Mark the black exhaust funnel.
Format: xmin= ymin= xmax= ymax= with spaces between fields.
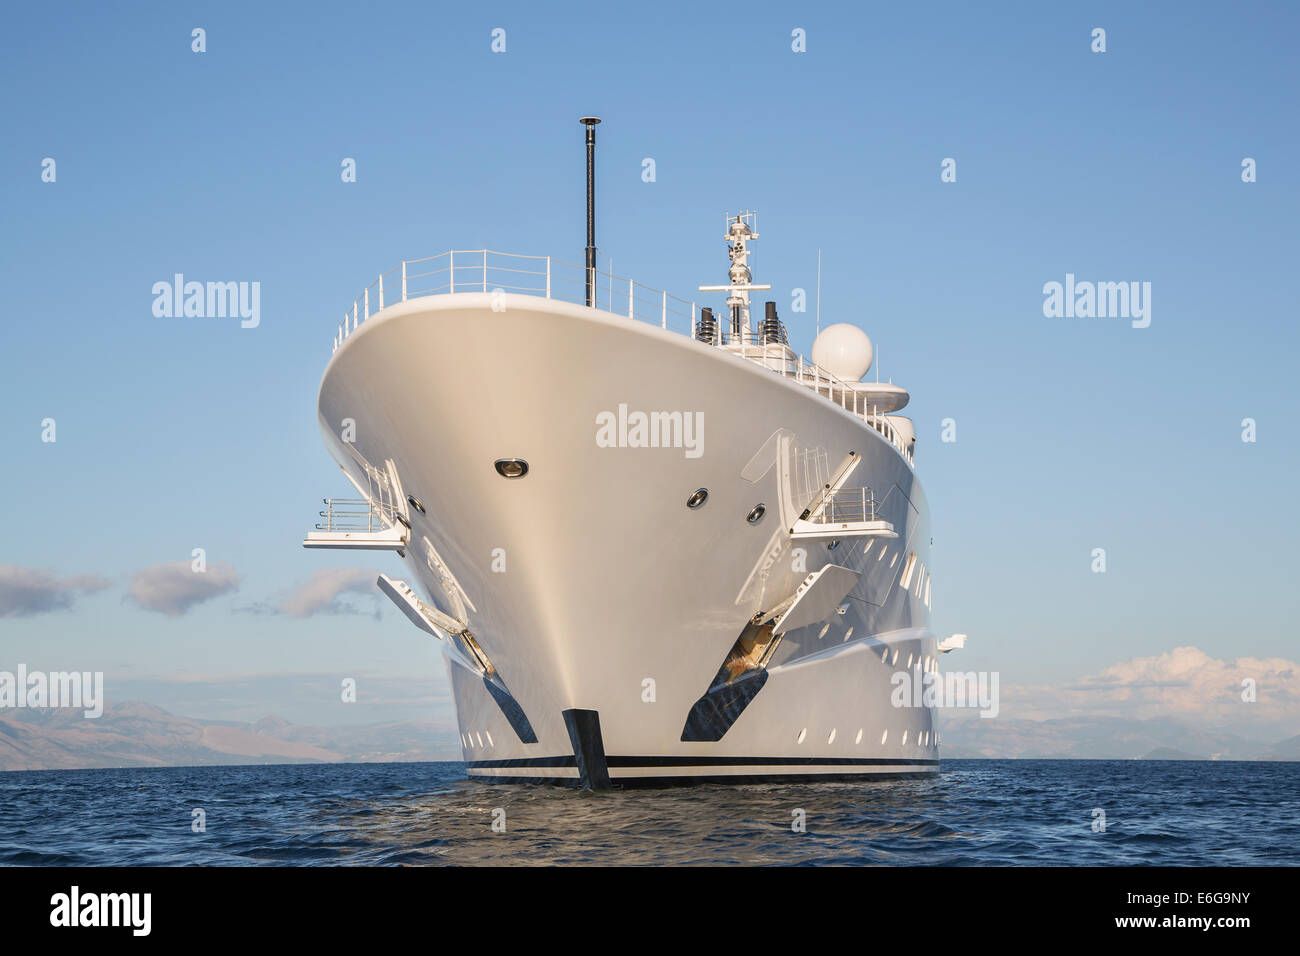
xmin=696 ymin=306 xmax=717 ymax=344
xmin=580 ymin=116 xmax=601 ymax=307
xmin=762 ymin=300 xmax=787 ymax=345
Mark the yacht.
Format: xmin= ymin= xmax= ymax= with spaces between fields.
xmin=304 ymin=119 xmax=956 ymax=786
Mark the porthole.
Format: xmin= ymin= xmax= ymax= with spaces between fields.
xmin=797 ymin=727 xmax=807 ymax=744
xmin=891 ymin=648 xmax=899 ymax=665
xmin=485 ymin=730 xmax=494 ymax=748
xmin=879 ymin=646 xmax=889 ymax=661
xmin=843 ymin=627 xmax=853 ymax=642
xmin=746 ymin=503 xmax=766 ymax=524
xmin=855 ymin=728 xmax=864 ymax=745
xmin=907 ymin=653 xmax=914 ymax=668
xmin=818 ymin=622 xmax=830 ymax=639
xmin=901 ymin=730 xmax=909 ymax=746
xmin=494 ymin=458 xmax=529 ymax=479
xmin=475 ymin=732 xmax=483 ymax=748
xmin=406 ymin=494 xmax=426 ymax=514
xmin=880 ymin=729 xmax=888 ymax=745
xmin=827 ymin=729 xmax=837 ymax=744
xmin=686 ymin=487 xmax=709 ymax=509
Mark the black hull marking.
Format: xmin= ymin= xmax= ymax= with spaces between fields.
xmin=562 ymin=708 xmax=612 ymax=790
xmin=680 ymin=669 xmax=770 ymax=742
xmin=482 ymin=677 xmax=539 ymax=744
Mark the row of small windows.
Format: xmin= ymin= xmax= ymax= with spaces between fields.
xmin=876 ymin=645 xmax=937 ymax=673
xmin=465 ymin=719 xmax=936 ymax=753
xmin=467 ymin=726 xmax=937 ymax=752
xmin=796 ymin=726 xmax=940 ymax=748
xmin=814 ymin=622 xmax=943 ymax=677
xmin=861 ymin=543 xmax=932 ymax=610
xmin=466 ymin=723 xmax=937 ymax=751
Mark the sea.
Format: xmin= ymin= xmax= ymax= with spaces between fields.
xmin=1 ymin=759 xmax=1296 ymax=866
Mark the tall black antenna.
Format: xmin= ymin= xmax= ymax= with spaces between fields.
xmin=580 ymin=116 xmax=601 ymax=307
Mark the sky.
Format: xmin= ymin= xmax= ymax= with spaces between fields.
xmin=2 ymin=1 xmax=1298 ymax=735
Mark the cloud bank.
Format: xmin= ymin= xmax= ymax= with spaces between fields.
xmin=277 ymin=568 xmax=379 ymax=618
xmin=0 ymin=564 xmax=110 ymax=617
xmin=127 ymin=561 xmax=240 ymax=616
xmin=971 ymin=645 xmax=1299 ymax=738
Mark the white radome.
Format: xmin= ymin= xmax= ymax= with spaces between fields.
xmin=812 ymin=323 xmax=874 ymax=381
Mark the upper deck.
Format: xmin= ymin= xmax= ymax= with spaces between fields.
xmin=329 ymin=250 xmax=914 ymax=468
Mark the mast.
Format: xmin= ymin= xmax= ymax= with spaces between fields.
xmin=698 ymin=210 xmax=771 ymax=342
xmin=580 ymin=116 xmax=601 ymax=307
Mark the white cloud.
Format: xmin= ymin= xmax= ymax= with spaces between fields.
xmin=0 ymin=564 xmax=110 ymax=617
xmin=278 ymin=568 xmax=379 ymax=618
xmin=127 ymin=561 xmax=239 ymax=616
xmin=986 ymin=645 xmax=1299 ymax=735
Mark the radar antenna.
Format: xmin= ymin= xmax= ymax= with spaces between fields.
xmin=698 ymin=210 xmax=772 ymax=341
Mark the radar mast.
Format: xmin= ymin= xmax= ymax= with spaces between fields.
xmin=698 ymin=211 xmax=772 ymax=341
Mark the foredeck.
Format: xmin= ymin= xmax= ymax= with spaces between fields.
xmin=330 ymin=250 xmax=914 ymax=467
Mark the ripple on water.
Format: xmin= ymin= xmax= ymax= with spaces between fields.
xmin=0 ymin=760 xmax=1296 ymax=865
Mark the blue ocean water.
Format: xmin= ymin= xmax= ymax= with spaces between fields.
xmin=0 ymin=759 xmax=1295 ymax=866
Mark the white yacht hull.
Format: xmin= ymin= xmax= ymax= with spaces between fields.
xmin=317 ymin=293 xmax=939 ymax=785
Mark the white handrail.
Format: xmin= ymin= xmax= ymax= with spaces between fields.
xmin=330 ymin=249 xmax=913 ymax=467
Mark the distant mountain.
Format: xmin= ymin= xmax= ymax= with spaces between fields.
xmin=0 ymin=702 xmax=459 ymax=772
xmin=937 ymin=714 xmax=1291 ymax=761
xmin=3 ymin=701 xmax=1294 ymax=772
xmin=1264 ymin=734 xmax=1300 ymax=761
xmin=1141 ymin=747 xmax=1203 ymax=761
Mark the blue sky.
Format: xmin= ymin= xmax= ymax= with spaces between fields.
xmin=2 ymin=1 xmax=1298 ymax=730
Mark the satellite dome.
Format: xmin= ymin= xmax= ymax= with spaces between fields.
xmin=811 ymin=323 xmax=874 ymax=381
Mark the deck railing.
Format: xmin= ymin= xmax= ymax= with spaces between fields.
xmin=315 ymin=497 xmax=400 ymax=533
xmin=332 ymin=250 xmax=913 ymax=467
xmin=810 ymin=486 xmax=883 ymax=525
xmin=333 ymin=251 xmax=699 ymax=350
